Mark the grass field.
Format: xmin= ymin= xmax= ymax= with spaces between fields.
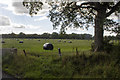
xmin=2 ymin=39 xmax=92 ymax=56
xmin=2 ymin=39 xmax=120 ymax=78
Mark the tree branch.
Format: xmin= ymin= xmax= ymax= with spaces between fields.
xmin=80 ymin=2 xmax=98 ymax=7
xmin=77 ymin=6 xmax=98 ymax=11
xmin=77 ymin=2 xmax=101 ymax=11
xmin=106 ymin=1 xmax=120 ymax=17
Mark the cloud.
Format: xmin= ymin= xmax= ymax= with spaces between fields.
xmin=0 ymin=0 xmax=50 ymax=16
xmin=107 ymin=13 xmax=118 ymax=21
xmin=12 ymin=24 xmax=43 ymax=34
xmin=0 ymin=0 xmax=12 ymax=5
xmin=67 ymin=27 xmax=94 ymax=35
xmin=0 ymin=22 xmax=43 ymax=34
xmin=34 ymin=16 xmax=48 ymax=21
xmin=104 ymin=31 xmax=116 ymax=36
xmin=12 ymin=2 xmax=29 ymax=15
xmin=12 ymin=23 xmax=25 ymax=28
xmin=26 ymin=25 xmax=40 ymax=29
xmin=1 ymin=1 xmax=29 ymax=16
xmin=12 ymin=23 xmax=42 ymax=29
xmin=0 ymin=15 xmax=11 ymax=26
xmin=0 ymin=0 xmax=28 ymax=14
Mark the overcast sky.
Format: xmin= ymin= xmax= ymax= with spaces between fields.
xmin=0 ymin=0 xmax=119 ymax=36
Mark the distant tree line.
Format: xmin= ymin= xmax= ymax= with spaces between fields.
xmin=2 ymin=32 xmax=120 ymax=40
xmin=2 ymin=32 xmax=93 ymax=39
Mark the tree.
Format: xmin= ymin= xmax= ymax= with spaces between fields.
xmin=23 ymin=1 xmax=120 ymax=52
xmin=59 ymin=33 xmax=68 ymax=39
xmin=18 ymin=32 xmax=26 ymax=38
xmin=41 ymin=33 xmax=50 ymax=39
xmin=10 ymin=32 xmax=17 ymax=38
xmin=51 ymin=32 xmax=59 ymax=39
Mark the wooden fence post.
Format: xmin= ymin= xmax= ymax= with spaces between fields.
xmin=58 ymin=48 xmax=62 ymax=57
xmin=73 ymin=47 xmax=74 ymax=53
xmin=76 ymin=48 xmax=79 ymax=56
xmin=23 ymin=49 xmax=26 ymax=56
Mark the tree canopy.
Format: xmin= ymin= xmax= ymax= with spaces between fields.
xmin=2 ymin=32 xmax=93 ymax=39
xmin=23 ymin=0 xmax=120 ymax=51
xmin=23 ymin=1 xmax=120 ymax=32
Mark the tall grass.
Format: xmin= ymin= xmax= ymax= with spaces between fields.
xmin=2 ymin=39 xmax=120 ymax=78
xmin=2 ymin=45 xmax=120 ymax=78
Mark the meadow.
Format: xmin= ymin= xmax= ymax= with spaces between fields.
xmin=2 ymin=39 xmax=120 ymax=78
xmin=2 ymin=39 xmax=92 ymax=56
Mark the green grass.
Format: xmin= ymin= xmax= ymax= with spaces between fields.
xmin=2 ymin=39 xmax=92 ymax=56
xmin=2 ymin=39 xmax=120 ymax=78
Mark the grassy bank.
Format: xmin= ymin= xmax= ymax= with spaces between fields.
xmin=2 ymin=45 xmax=120 ymax=78
xmin=2 ymin=39 xmax=120 ymax=78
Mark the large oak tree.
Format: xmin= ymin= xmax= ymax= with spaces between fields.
xmin=23 ymin=0 xmax=120 ymax=52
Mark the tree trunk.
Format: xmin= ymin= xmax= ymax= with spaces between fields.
xmin=94 ymin=9 xmax=106 ymax=52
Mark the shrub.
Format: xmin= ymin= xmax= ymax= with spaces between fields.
xmin=91 ymin=42 xmax=95 ymax=51
xmin=103 ymin=39 xmax=113 ymax=53
xmin=91 ymin=39 xmax=113 ymax=53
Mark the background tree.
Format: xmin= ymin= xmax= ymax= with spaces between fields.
xmin=51 ymin=32 xmax=59 ymax=39
xmin=23 ymin=1 xmax=120 ymax=52
xmin=10 ymin=32 xmax=17 ymax=38
xmin=69 ymin=33 xmax=79 ymax=39
xmin=41 ymin=33 xmax=51 ymax=39
xmin=18 ymin=32 xmax=26 ymax=38
xmin=2 ymin=32 xmax=93 ymax=39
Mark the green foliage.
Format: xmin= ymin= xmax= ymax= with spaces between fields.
xmin=104 ymin=19 xmax=120 ymax=35
xmin=48 ymin=2 xmax=95 ymax=32
xmin=91 ymin=38 xmax=114 ymax=53
xmin=2 ymin=32 xmax=93 ymax=39
xmin=2 ymin=39 xmax=92 ymax=55
xmin=22 ymin=1 xmax=120 ymax=52
xmin=91 ymin=42 xmax=95 ymax=52
xmin=23 ymin=1 xmax=120 ymax=33
xmin=2 ymin=39 xmax=120 ymax=78
xmin=3 ymin=47 xmax=120 ymax=78
xmin=23 ymin=1 xmax=43 ymax=16
xmin=103 ymin=38 xmax=113 ymax=53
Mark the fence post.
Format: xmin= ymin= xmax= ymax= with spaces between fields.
xmin=14 ymin=48 xmax=17 ymax=55
xmin=73 ymin=47 xmax=74 ymax=53
xmin=23 ymin=49 xmax=26 ymax=56
xmin=76 ymin=48 xmax=79 ymax=56
xmin=58 ymin=48 xmax=62 ymax=57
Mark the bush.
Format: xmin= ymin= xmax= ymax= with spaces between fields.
xmin=91 ymin=42 xmax=95 ymax=52
xmin=3 ymin=49 xmax=120 ymax=78
xmin=91 ymin=39 xmax=113 ymax=53
xmin=103 ymin=38 xmax=113 ymax=53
